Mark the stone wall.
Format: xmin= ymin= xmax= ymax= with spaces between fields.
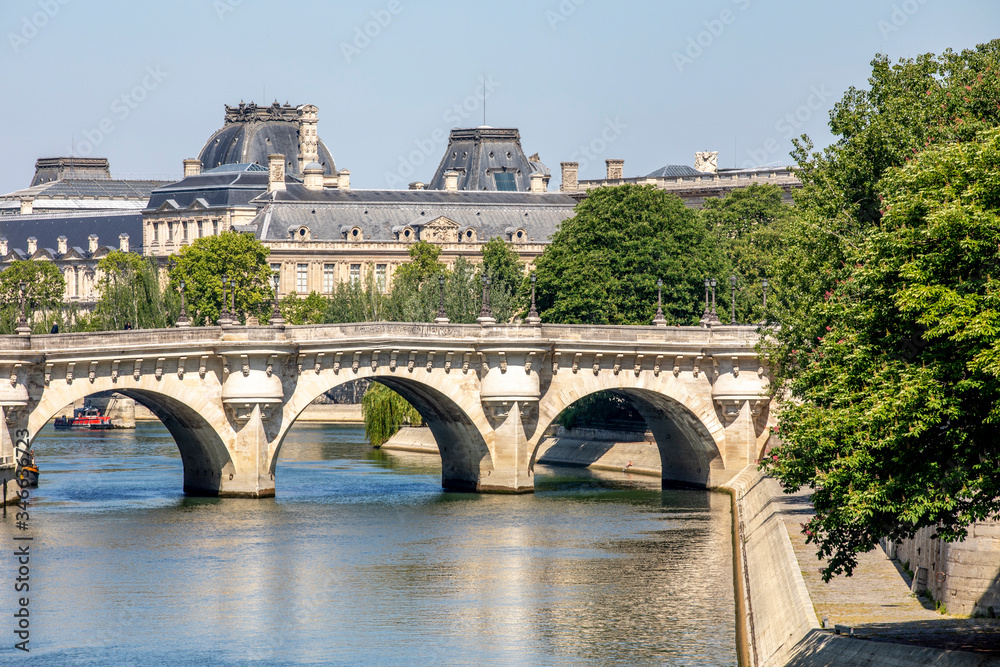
xmin=891 ymin=523 xmax=1000 ymax=617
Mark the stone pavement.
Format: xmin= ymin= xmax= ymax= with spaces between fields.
xmin=772 ymin=486 xmax=1000 ymax=655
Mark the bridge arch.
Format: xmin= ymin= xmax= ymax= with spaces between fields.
xmin=532 ymin=376 xmax=727 ymax=488
xmin=27 ymin=376 xmax=237 ymax=496
xmin=273 ymin=365 xmax=495 ymax=491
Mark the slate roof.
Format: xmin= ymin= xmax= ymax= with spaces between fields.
xmin=144 ymin=164 xmax=274 ymax=212
xmin=0 ymin=179 xmax=169 ymax=212
xmin=428 ymin=127 xmax=549 ymax=192
xmin=252 ymin=185 xmax=577 ymax=243
xmin=0 ymin=211 xmax=143 ymax=253
xmin=198 ymin=119 xmax=335 ymax=176
xmin=645 ymin=165 xmax=703 ymax=178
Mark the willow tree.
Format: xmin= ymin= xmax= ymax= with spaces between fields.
xmin=93 ymin=251 xmax=176 ymax=330
xmin=361 ymin=382 xmax=423 ymax=447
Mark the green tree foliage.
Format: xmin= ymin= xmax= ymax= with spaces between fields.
xmin=361 ymin=381 xmax=423 ymax=447
xmin=0 ymin=261 xmax=66 ymax=333
xmin=555 ymin=391 xmax=646 ymax=431
xmin=534 ymin=184 xmax=728 ymax=325
xmin=279 ymin=291 xmax=328 ymax=325
xmin=766 ymin=128 xmax=1000 ymax=580
xmin=93 ymin=250 xmax=177 ymax=330
xmin=702 ymin=183 xmax=794 ymax=323
xmin=480 ymin=237 xmax=526 ymax=323
xmin=167 ymin=231 xmax=273 ymax=325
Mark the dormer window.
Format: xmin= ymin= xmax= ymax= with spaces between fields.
xmin=494 ymin=172 xmax=517 ymax=191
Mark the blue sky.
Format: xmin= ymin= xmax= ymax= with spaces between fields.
xmin=0 ymin=0 xmax=997 ymax=193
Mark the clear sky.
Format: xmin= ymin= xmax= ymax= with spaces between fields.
xmin=0 ymin=0 xmax=997 ymax=194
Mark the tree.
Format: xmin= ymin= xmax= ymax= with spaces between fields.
xmin=534 ymin=184 xmax=728 ymax=325
xmin=702 ymin=183 xmax=795 ymax=323
xmin=480 ymin=238 xmax=525 ymax=323
xmin=389 ymin=241 xmax=447 ymax=323
xmin=0 ymin=261 xmax=66 ymax=333
xmin=362 ymin=382 xmax=423 ymax=447
xmin=280 ymin=291 xmax=328 ymax=325
xmin=167 ymin=231 xmax=274 ymax=326
xmin=93 ymin=250 xmax=177 ymax=330
xmin=766 ymin=127 xmax=1000 ymax=581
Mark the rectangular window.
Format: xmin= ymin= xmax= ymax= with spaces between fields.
xmin=375 ymin=264 xmax=387 ymax=293
xmin=493 ymin=172 xmax=517 ymax=191
xmin=197 ymin=221 xmax=203 ymax=238
xmin=182 ymin=222 xmax=188 ymax=242
xmin=296 ymin=263 xmax=308 ymax=293
xmin=323 ymin=264 xmax=336 ymax=293
xmin=350 ymin=263 xmax=361 ymax=286
xmin=213 ymin=220 xmax=219 ymax=236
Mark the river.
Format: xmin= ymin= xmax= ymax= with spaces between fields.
xmin=2 ymin=422 xmax=737 ymax=665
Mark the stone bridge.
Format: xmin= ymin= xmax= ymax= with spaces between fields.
xmin=0 ymin=322 xmax=774 ymax=498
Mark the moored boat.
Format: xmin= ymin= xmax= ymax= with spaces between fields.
xmin=17 ymin=451 xmax=38 ymax=488
xmin=54 ymin=404 xmax=113 ymax=430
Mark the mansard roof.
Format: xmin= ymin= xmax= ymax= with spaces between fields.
xmin=428 ymin=127 xmax=549 ymax=192
xmin=251 ymin=185 xmax=577 ymax=243
xmin=0 ymin=211 xmax=142 ymax=254
xmin=144 ymin=165 xmax=280 ymax=212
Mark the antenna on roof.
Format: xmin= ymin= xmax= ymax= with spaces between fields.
xmin=483 ymin=73 xmax=486 ymax=126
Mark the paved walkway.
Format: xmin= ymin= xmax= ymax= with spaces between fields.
xmin=772 ymin=484 xmax=1000 ymax=654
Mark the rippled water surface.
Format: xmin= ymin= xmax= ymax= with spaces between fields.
xmin=1 ymin=422 xmax=737 ymax=665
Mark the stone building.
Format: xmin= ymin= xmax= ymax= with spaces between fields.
xmin=558 ymin=151 xmax=800 ymax=208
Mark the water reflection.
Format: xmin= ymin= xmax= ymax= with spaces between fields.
xmin=1 ymin=422 xmax=736 ymax=666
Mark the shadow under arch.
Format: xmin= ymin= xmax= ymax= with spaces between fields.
xmin=533 ymin=387 xmax=724 ymax=488
xmin=273 ymin=376 xmax=493 ymax=493
xmin=29 ymin=388 xmax=236 ymax=497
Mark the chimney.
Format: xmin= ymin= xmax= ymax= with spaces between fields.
xmin=119 ymin=233 xmax=130 ymax=253
xmin=297 ymin=104 xmax=319 ymax=173
xmin=268 ymin=154 xmax=286 ymax=193
xmin=303 ymin=163 xmax=324 ymax=191
xmin=88 ymin=234 xmax=99 ymax=254
xmin=408 ymin=182 xmax=426 ymax=191
xmin=337 ymin=169 xmax=351 ymax=190
xmin=560 ymin=162 xmax=579 ymax=192
xmin=19 ymin=198 xmax=32 ymax=215
xmin=0 ymin=238 xmax=7 ymax=255
xmin=183 ymin=159 xmax=202 ymax=177
xmin=530 ymin=172 xmax=546 ymax=193
xmin=606 ymin=159 xmax=624 ymax=180
xmin=444 ymin=170 xmax=459 ymax=192
xmin=57 ymin=236 xmax=68 ymax=255
xmin=27 ymin=237 xmax=37 ymax=255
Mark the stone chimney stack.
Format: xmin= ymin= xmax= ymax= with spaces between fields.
xmin=19 ymin=198 xmax=32 ymax=215
xmin=26 ymin=237 xmax=37 ymax=255
xmin=268 ymin=154 xmax=286 ymax=193
xmin=444 ymin=170 xmax=459 ymax=192
xmin=88 ymin=234 xmax=99 ymax=254
xmin=57 ymin=236 xmax=68 ymax=255
xmin=408 ymin=182 xmax=426 ymax=190
xmin=530 ymin=172 xmax=546 ymax=194
xmin=694 ymin=151 xmax=719 ymax=174
xmin=303 ymin=163 xmax=325 ymax=191
xmin=297 ymin=104 xmax=320 ymax=173
xmin=606 ymin=159 xmax=624 ymax=180
xmin=0 ymin=238 xmax=8 ymax=255
xmin=337 ymin=169 xmax=351 ymax=190
xmin=560 ymin=162 xmax=579 ymax=192
xmin=183 ymin=159 xmax=202 ymax=177
xmin=119 ymin=233 xmax=130 ymax=253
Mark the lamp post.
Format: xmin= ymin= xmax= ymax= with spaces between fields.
xmin=730 ymin=275 xmax=737 ymax=325
xmin=15 ymin=281 xmax=29 ymax=336
xmin=270 ymin=272 xmax=284 ymax=326
xmin=710 ymin=278 xmax=720 ymax=324
xmin=477 ymin=274 xmax=495 ymax=325
xmin=218 ymin=274 xmax=232 ymax=326
xmin=526 ymin=273 xmax=541 ymax=325
xmin=761 ymin=277 xmax=769 ymax=321
xmin=176 ymin=279 xmax=190 ymax=327
xmin=701 ymin=277 xmax=711 ymax=324
xmin=230 ymin=278 xmax=238 ymax=324
xmin=434 ymin=274 xmax=450 ymax=324
xmin=652 ymin=278 xmax=667 ymax=327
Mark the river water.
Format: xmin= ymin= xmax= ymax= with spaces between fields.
xmin=2 ymin=422 xmax=737 ymax=666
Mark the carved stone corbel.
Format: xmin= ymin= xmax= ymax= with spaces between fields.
xmin=462 ymin=352 xmax=471 ymax=373
xmin=572 ymin=352 xmax=581 ymax=374
xmin=693 ymin=355 xmax=703 ymax=379
xmin=155 ymin=358 xmax=165 ymax=381
xmin=240 ymin=354 xmax=250 ymax=378
xmin=10 ymin=363 xmax=20 ymax=388
xmin=634 ymin=354 xmax=643 ymax=376
xmin=297 ymin=354 xmax=307 ymax=375
xmin=266 ymin=355 xmax=278 ymax=378
xmin=317 ymin=353 xmax=327 ymax=374
xmin=44 ymin=363 xmax=52 ymax=386
xmin=654 ymin=354 xmax=663 ymax=376
xmin=673 ymin=355 xmax=684 ymax=377
xmin=178 ymin=357 xmax=187 ymax=380
xmin=407 ymin=350 xmax=417 ymax=372
xmin=89 ymin=361 xmax=98 ymax=383
xmin=613 ymin=354 xmax=623 ymax=375
xmin=593 ymin=353 xmax=603 ymax=375
xmin=525 ymin=351 xmax=535 ymax=374
xmin=390 ymin=350 xmax=399 ymax=371
xmin=112 ymin=360 xmax=120 ymax=383
xmin=552 ymin=352 xmax=561 ymax=375
xmin=371 ymin=349 xmax=380 ymax=372
xmin=499 ymin=352 xmax=507 ymax=374
xmin=199 ymin=356 xmax=209 ymax=379
xmin=66 ymin=362 xmax=75 ymax=384
xmin=333 ymin=353 xmax=342 ymax=374
xmin=732 ymin=356 xmax=740 ymax=378
xmin=445 ymin=351 xmax=453 ymax=373
xmin=426 ymin=351 xmax=435 ymax=372
xmin=351 ymin=351 xmax=360 ymax=373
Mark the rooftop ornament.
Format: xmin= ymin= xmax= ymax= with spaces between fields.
xmin=652 ymin=278 xmax=667 ymax=327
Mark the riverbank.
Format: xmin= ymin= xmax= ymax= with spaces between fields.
xmin=722 ymin=466 xmax=1000 ymax=666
